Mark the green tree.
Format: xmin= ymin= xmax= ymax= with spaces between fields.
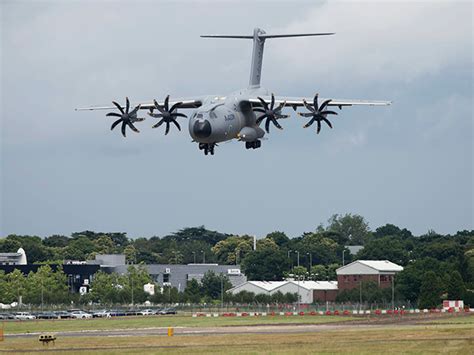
xmin=201 ymin=271 xmax=232 ymax=300
xmin=418 ymin=271 xmax=442 ymax=309
xmin=242 ymin=249 xmax=290 ymax=281
xmin=327 ymin=214 xmax=370 ymax=245
xmin=212 ymin=235 xmax=252 ymax=264
xmin=184 ymin=279 xmax=202 ymax=303
xmin=266 ymin=231 xmax=290 ymax=247
xmin=447 ymin=271 xmax=465 ymax=300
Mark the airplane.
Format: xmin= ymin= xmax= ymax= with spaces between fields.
xmin=76 ymin=28 xmax=391 ymax=155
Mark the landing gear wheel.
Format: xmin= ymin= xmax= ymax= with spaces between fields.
xmin=245 ymin=140 xmax=262 ymax=150
xmin=200 ymin=143 xmax=217 ymax=156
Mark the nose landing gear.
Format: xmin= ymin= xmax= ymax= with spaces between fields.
xmin=245 ymin=140 xmax=261 ymax=149
xmin=199 ymin=143 xmax=217 ymax=155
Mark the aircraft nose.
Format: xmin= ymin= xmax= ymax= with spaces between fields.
xmin=193 ymin=120 xmax=212 ymax=139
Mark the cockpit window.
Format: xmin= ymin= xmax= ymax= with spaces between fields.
xmin=209 ymin=111 xmax=217 ymax=119
xmin=196 ymin=113 xmax=203 ymax=118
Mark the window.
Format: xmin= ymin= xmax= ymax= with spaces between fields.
xmin=163 ymin=274 xmax=170 ymax=283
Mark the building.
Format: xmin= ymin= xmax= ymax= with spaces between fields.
xmin=227 ymin=281 xmax=288 ymax=296
xmin=0 ymin=248 xmax=27 ymax=265
xmin=227 ymin=280 xmax=338 ymax=304
xmin=336 ymin=260 xmax=403 ymax=291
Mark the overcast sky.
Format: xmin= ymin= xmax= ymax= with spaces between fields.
xmin=1 ymin=1 xmax=472 ymax=239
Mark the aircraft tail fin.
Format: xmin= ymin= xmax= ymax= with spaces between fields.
xmin=201 ymin=28 xmax=334 ymax=88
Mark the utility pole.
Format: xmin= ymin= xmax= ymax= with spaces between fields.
xmin=342 ymin=250 xmax=346 ymax=266
xmin=192 ymin=251 xmax=196 ymax=264
xmin=41 ymin=277 xmax=44 ymax=312
xmin=221 ymin=276 xmax=224 ymax=309
xmin=201 ymin=250 xmax=205 ymax=264
xmin=359 ymin=280 xmax=362 ymax=312
xmin=296 ymin=251 xmax=300 ymax=267
xmin=287 ymin=250 xmax=292 ymax=269
xmin=131 ymin=275 xmax=134 ymax=306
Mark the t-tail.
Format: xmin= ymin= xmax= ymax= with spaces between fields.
xmin=201 ymin=27 xmax=334 ymax=89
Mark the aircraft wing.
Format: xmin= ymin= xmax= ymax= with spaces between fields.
xmin=248 ymin=95 xmax=391 ymax=110
xmin=75 ymin=96 xmax=204 ymax=111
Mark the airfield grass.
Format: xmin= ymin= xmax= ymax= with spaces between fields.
xmin=0 ymin=314 xmax=355 ymax=335
xmin=1 ymin=319 xmax=473 ymax=354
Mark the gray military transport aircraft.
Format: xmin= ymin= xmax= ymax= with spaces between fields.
xmin=77 ymin=28 xmax=391 ymax=155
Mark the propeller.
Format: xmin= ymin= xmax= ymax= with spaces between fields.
xmin=297 ymin=93 xmax=338 ymax=134
xmin=253 ymin=93 xmax=288 ymax=133
xmin=148 ymin=95 xmax=187 ymax=135
xmin=106 ymin=97 xmax=144 ymax=137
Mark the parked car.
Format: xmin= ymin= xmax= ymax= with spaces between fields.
xmin=36 ymin=312 xmax=57 ymax=319
xmin=69 ymin=310 xmax=92 ymax=319
xmin=159 ymin=307 xmax=177 ymax=315
xmin=125 ymin=309 xmax=140 ymax=316
xmin=55 ymin=311 xmax=73 ymax=319
xmin=137 ymin=309 xmax=156 ymax=316
xmin=92 ymin=310 xmax=111 ymax=318
xmin=14 ymin=312 xmax=36 ymax=320
xmin=0 ymin=313 xmax=11 ymax=320
xmin=109 ymin=309 xmax=126 ymax=317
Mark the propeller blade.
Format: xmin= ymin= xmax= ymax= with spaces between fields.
xmin=149 ymin=113 xmax=163 ymax=118
xmin=253 ymin=108 xmax=265 ymax=113
xmin=256 ymin=114 xmax=268 ymax=125
xmin=111 ymin=118 xmax=122 ymax=130
xmin=303 ymin=99 xmax=315 ymax=113
xmin=125 ymin=97 xmax=130 ymax=114
xmin=153 ymin=99 xmax=166 ymax=114
xmin=270 ymin=93 xmax=275 ymax=110
xmin=319 ymin=99 xmax=332 ymax=111
xmin=272 ymin=118 xmax=283 ymax=130
xmin=165 ymin=121 xmax=170 ymax=135
xmin=303 ymin=118 xmax=315 ymax=128
xmin=129 ymin=104 xmax=141 ymax=116
xmin=265 ymin=118 xmax=271 ymax=133
xmin=322 ymin=117 xmax=333 ymax=128
xmin=276 ymin=100 xmax=286 ymax=112
xmin=121 ymin=122 xmax=127 ymax=137
xmin=152 ymin=119 xmax=165 ymax=129
xmin=169 ymin=101 xmax=183 ymax=112
xmin=317 ymin=120 xmax=321 ymax=134
xmin=164 ymin=95 xmax=170 ymax=111
xmin=298 ymin=112 xmax=314 ymax=118
xmin=128 ymin=121 xmax=140 ymax=133
xmin=171 ymin=120 xmax=181 ymax=131
xmin=313 ymin=93 xmax=319 ymax=111
xmin=170 ymin=112 xmax=187 ymax=118
xmin=106 ymin=112 xmax=122 ymax=118
xmin=257 ymin=96 xmax=269 ymax=110
xmin=112 ymin=101 xmax=124 ymax=114
xmin=320 ymin=110 xmax=338 ymax=116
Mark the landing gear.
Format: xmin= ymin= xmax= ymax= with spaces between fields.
xmin=198 ymin=143 xmax=216 ymax=155
xmin=245 ymin=140 xmax=261 ymax=149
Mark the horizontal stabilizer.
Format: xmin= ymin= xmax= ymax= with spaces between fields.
xmin=200 ymin=33 xmax=334 ymax=39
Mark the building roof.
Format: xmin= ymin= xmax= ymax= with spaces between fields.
xmin=247 ymin=281 xmax=288 ymax=291
xmin=336 ymin=260 xmax=403 ymax=275
xmin=227 ymin=281 xmax=287 ymax=293
xmin=284 ymin=281 xmax=338 ymax=291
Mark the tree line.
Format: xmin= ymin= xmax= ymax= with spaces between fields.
xmin=1 ymin=214 xmax=473 ymax=308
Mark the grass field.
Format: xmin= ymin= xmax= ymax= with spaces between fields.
xmin=1 ymin=317 xmax=473 ymax=354
xmin=1 ymin=314 xmax=355 ymax=334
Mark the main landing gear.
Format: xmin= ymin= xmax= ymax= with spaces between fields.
xmin=199 ymin=143 xmax=217 ymax=155
xmin=245 ymin=140 xmax=261 ymax=149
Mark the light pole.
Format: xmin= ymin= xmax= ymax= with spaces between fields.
xmin=297 ymin=273 xmax=300 ymax=313
xmin=221 ymin=276 xmax=224 ymax=309
xmin=192 ymin=251 xmax=196 ymax=264
xmin=296 ymin=251 xmax=300 ymax=267
xmin=359 ymin=280 xmax=362 ymax=312
xmin=342 ymin=250 xmax=346 ymax=266
xmin=287 ymin=250 xmax=292 ymax=269
xmin=201 ymin=250 xmax=205 ymax=264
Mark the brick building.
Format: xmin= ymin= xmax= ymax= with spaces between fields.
xmin=336 ymin=260 xmax=403 ymax=291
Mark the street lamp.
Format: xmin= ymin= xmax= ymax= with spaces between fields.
xmin=287 ymin=250 xmax=293 ymax=268
xmin=342 ymin=250 xmax=346 ymax=266
xmin=192 ymin=251 xmax=196 ymax=264
xmin=296 ymin=251 xmax=300 ymax=267
xmin=201 ymin=250 xmax=205 ymax=264
xmin=306 ymin=252 xmax=312 ymax=271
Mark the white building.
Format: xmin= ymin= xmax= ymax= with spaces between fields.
xmin=227 ymin=281 xmax=288 ymax=296
xmin=0 ymin=248 xmax=27 ymax=265
xmin=274 ymin=281 xmax=339 ymax=304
